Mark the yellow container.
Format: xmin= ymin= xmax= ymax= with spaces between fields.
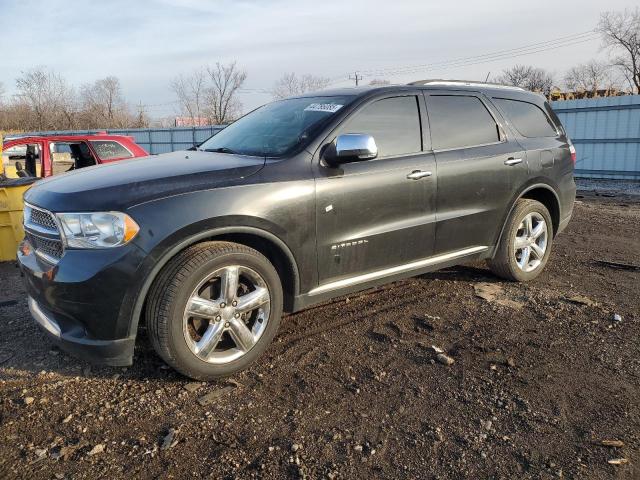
xmin=0 ymin=178 xmax=36 ymax=261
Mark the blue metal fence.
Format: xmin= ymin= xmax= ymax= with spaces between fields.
xmin=12 ymin=96 xmax=640 ymax=180
xmin=551 ymin=95 xmax=640 ymax=180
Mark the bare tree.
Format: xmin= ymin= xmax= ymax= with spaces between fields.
xmin=498 ymin=65 xmax=555 ymax=95
xmin=205 ymin=62 xmax=247 ymax=124
xmin=369 ymin=78 xmax=391 ymax=86
xmin=597 ymin=8 xmax=640 ymax=92
xmin=58 ymin=92 xmax=79 ymax=130
xmin=1 ymin=102 xmax=32 ymax=131
xmin=271 ymin=73 xmax=330 ymax=100
xmin=0 ymin=82 xmax=7 ymax=132
xmin=15 ymin=67 xmax=77 ymax=130
xmin=80 ymin=76 xmax=130 ymax=128
xmin=1 ymin=69 xmax=152 ymax=131
xmin=564 ymin=60 xmax=617 ymax=92
xmin=170 ymin=68 xmax=207 ymax=124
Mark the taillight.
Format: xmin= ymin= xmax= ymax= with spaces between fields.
xmin=569 ymin=144 xmax=576 ymax=164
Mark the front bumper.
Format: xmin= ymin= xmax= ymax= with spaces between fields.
xmin=18 ymin=238 xmax=147 ymax=366
xmin=28 ymin=297 xmax=134 ymax=366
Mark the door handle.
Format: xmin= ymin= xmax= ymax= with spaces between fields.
xmin=504 ymin=157 xmax=523 ymax=166
xmin=407 ymin=170 xmax=432 ymax=180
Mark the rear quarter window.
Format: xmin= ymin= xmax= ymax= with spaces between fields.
xmin=427 ymin=95 xmax=501 ymax=150
xmin=89 ymin=140 xmax=133 ymax=160
xmin=494 ymin=98 xmax=558 ymax=138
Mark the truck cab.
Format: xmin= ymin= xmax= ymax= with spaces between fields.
xmin=1 ymin=134 xmax=148 ymax=179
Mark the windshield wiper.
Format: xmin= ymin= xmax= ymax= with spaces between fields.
xmin=204 ymin=147 xmax=238 ymax=154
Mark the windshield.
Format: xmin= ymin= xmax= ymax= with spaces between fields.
xmin=198 ymin=95 xmax=354 ymax=157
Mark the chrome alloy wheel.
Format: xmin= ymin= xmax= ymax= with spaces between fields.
xmin=513 ymin=212 xmax=548 ymax=272
xmin=183 ymin=265 xmax=271 ymax=364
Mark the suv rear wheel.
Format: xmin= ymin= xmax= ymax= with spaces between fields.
xmin=146 ymin=241 xmax=283 ymax=380
xmin=488 ymin=199 xmax=553 ymax=282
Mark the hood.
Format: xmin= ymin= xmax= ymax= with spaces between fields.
xmin=24 ymin=150 xmax=265 ymax=212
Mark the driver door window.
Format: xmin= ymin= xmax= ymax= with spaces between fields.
xmin=1 ymin=143 xmax=42 ymax=178
xmin=340 ymin=96 xmax=422 ymax=158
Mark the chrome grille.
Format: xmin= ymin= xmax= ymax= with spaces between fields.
xmin=29 ymin=208 xmax=58 ymax=231
xmin=25 ymin=232 xmax=64 ymax=261
xmin=23 ymin=203 xmax=64 ymax=264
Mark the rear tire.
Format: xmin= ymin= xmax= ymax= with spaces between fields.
xmin=146 ymin=241 xmax=283 ymax=380
xmin=488 ymin=199 xmax=553 ymax=282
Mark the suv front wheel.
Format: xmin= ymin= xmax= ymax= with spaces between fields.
xmin=488 ymin=199 xmax=554 ymax=282
xmin=146 ymin=241 xmax=283 ymax=380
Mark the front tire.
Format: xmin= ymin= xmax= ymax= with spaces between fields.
xmin=488 ymin=199 xmax=553 ymax=282
xmin=146 ymin=241 xmax=283 ymax=380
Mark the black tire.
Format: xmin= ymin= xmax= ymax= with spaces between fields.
xmin=488 ymin=199 xmax=554 ymax=282
xmin=146 ymin=241 xmax=283 ymax=380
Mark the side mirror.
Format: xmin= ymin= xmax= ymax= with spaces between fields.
xmin=15 ymin=161 xmax=23 ymax=172
xmin=324 ymin=134 xmax=378 ymax=166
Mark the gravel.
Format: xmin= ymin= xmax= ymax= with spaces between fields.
xmin=576 ymin=178 xmax=640 ymax=196
xmin=1 ymin=196 xmax=639 ymax=479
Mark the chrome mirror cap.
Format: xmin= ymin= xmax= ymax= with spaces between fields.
xmin=335 ymin=133 xmax=378 ymax=161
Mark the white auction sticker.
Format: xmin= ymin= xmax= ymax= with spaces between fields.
xmin=304 ymin=103 xmax=343 ymax=113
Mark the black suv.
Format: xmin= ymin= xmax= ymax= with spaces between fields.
xmin=19 ymin=81 xmax=576 ymax=380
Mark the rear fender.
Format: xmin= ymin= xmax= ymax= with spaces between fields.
xmin=490 ymin=181 xmax=560 ymax=257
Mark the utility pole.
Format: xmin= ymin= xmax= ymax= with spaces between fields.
xmin=349 ymin=72 xmax=363 ymax=86
xmin=136 ymin=101 xmax=146 ymax=127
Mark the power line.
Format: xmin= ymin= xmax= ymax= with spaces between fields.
xmin=327 ymin=29 xmax=599 ymax=84
xmin=138 ymin=99 xmax=181 ymax=109
xmin=357 ymin=31 xmax=598 ymax=76
xmin=237 ymin=88 xmax=272 ymax=94
xmin=384 ymin=36 xmax=599 ymax=77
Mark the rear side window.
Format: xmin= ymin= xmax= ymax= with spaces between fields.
xmin=427 ymin=95 xmax=500 ymax=150
xmin=342 ymin=96 xmax=421 ymax=158
xmin=494 ymin=98 xmax=557 ymax=138
xmin=89 ymin=140 xmax=133 ymax=160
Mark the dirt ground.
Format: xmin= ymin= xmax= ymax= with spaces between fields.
xmin=1 ymin=192 xmax=639 ymax=479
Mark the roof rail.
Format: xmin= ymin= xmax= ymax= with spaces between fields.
xmin=408 ymin=79 xmax=525 ymax=91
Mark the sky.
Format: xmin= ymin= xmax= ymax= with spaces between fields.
xmin=0 ymin=0 xmax=634 ymax=119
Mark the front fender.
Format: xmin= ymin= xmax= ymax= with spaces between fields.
xmin=119 ymin=181 xmax=316 ymax=337
xmin=123 ymin=224 xmax=301 ymax=337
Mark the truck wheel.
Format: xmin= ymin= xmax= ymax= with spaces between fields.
xmin=146 ymin=241 xmax=283 ymax=380
xmin=488 ymin=199 xmax=554 ymax=282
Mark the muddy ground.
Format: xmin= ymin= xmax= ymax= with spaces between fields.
xmin=0 ymin=192 xmax=639 ymax=479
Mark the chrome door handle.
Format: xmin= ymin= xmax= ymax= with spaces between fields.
xmin=504 ymin=158 xmax=523 ymax=166
xmin=407 ymin=170 xmax=432 ymax=180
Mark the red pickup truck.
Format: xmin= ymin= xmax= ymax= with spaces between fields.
xmin=1 ymin=134 xmax=148 ymax=179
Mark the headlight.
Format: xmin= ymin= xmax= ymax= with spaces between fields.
xmin=56 ymin=212 xmax=140 ymax=249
